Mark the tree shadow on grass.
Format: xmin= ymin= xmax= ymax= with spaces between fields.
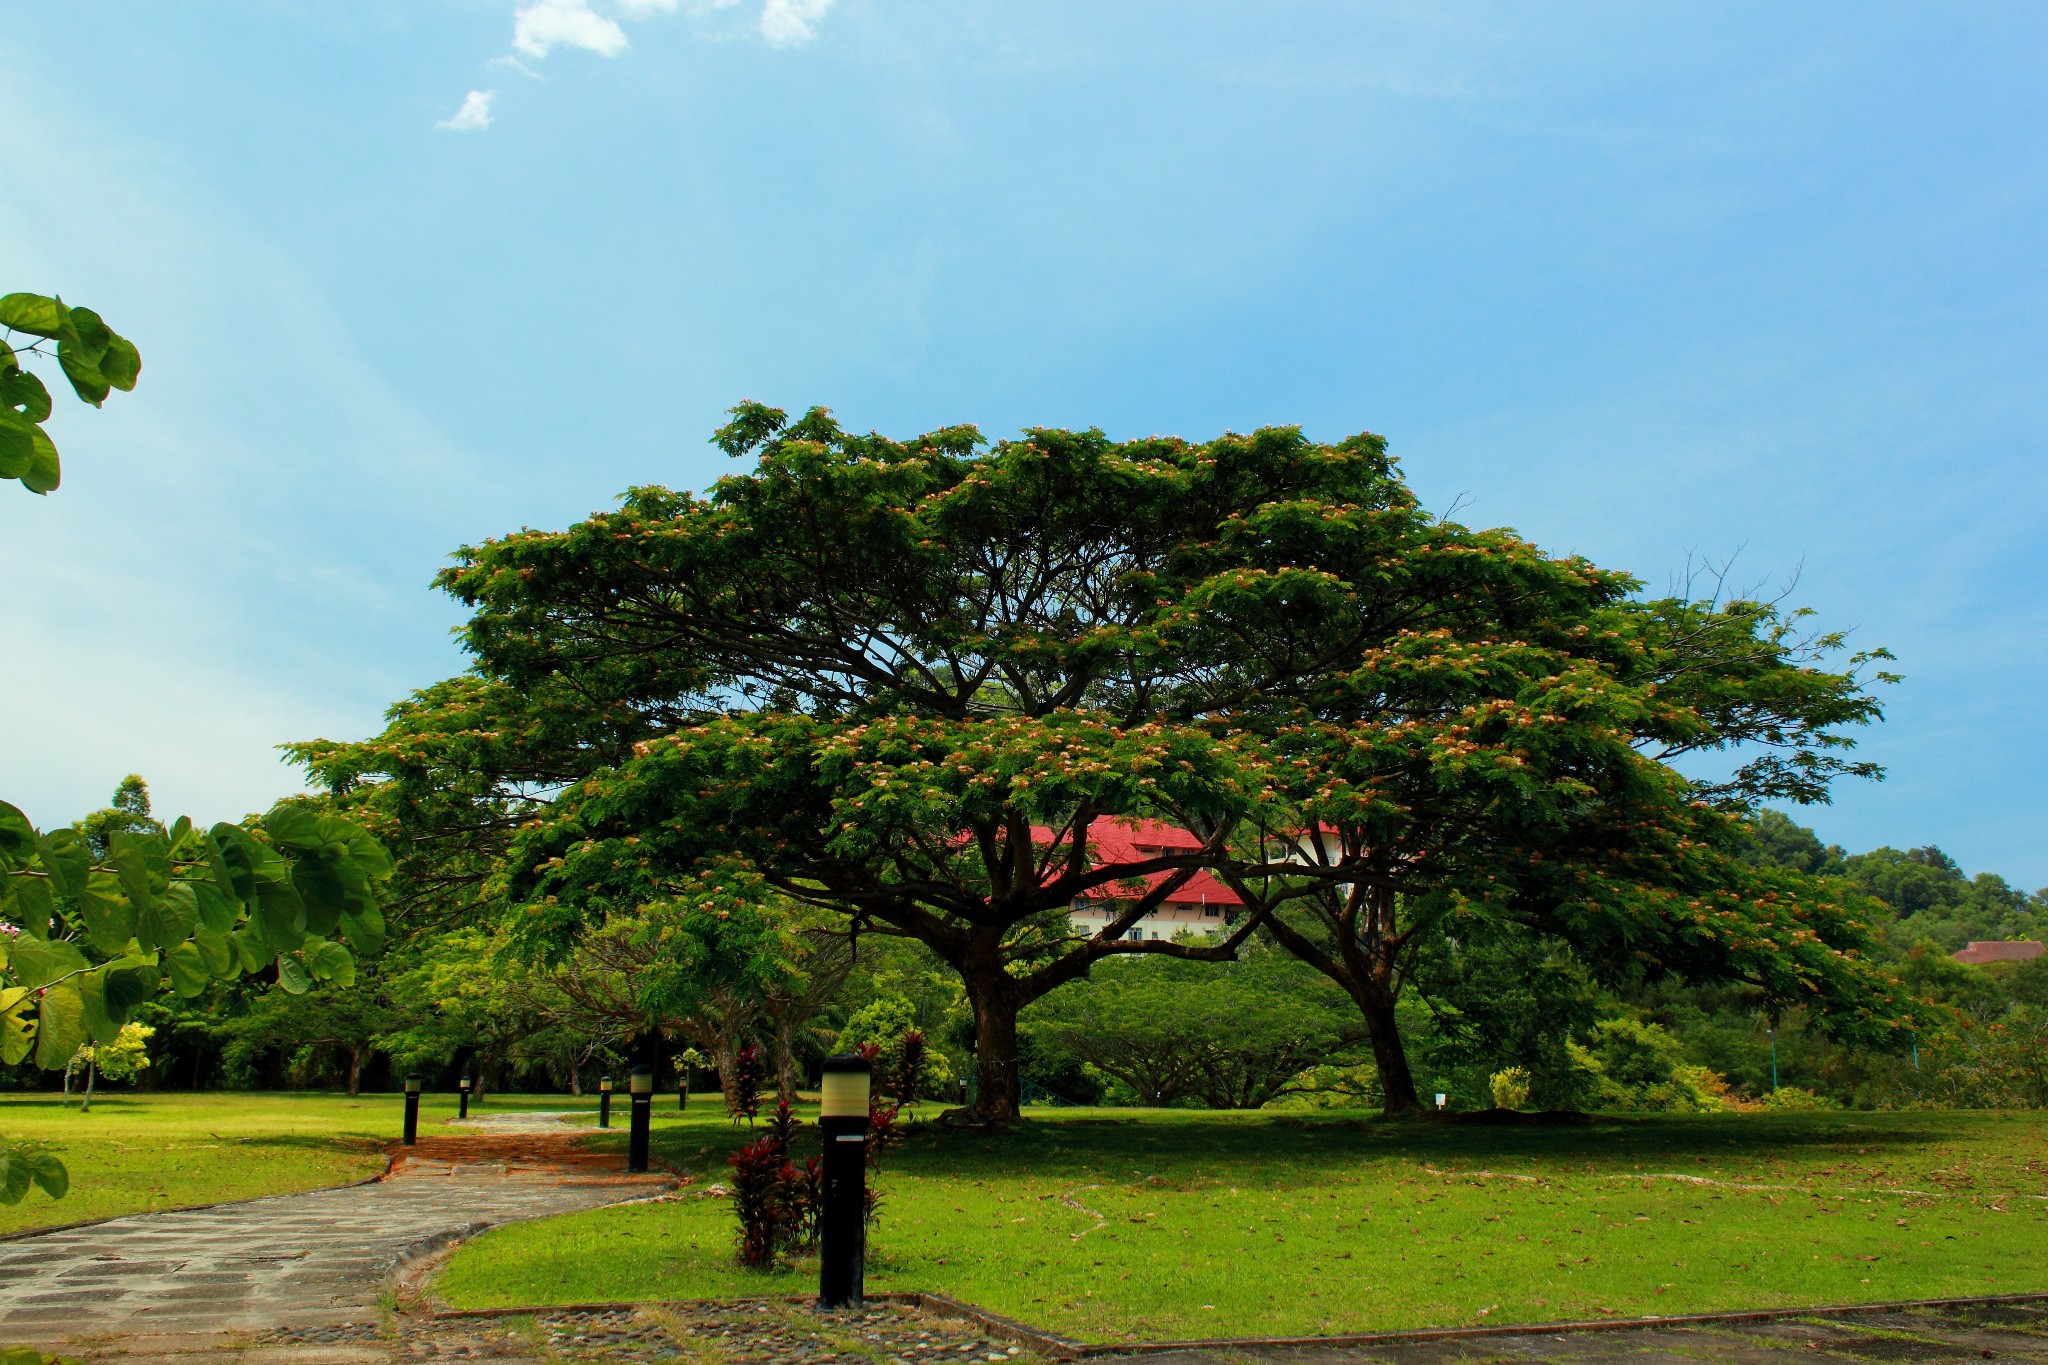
xmin=893 ymin=1109 xmax=1978 ymax=1179
xmin=214 ymin=1134 xmax=388 ymax=1155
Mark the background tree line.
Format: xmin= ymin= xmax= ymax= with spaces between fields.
xmin=20 ymin=779 xmax=2039 ymax=1118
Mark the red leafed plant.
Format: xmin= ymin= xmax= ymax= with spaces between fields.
xmin=895 ymin=1029 xmax=929 ymax=1111
xmin=727 ymin=1044 xmax=766 ymax=1124
xmin=764 ymin=1096 xmax=802 ymax=1157
xmin=727 ymin=1136 xmax=793 ymax=1268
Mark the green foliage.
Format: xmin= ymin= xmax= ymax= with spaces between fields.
xmin=1488 ymin=1066 xmax=1532 ymax=1110
xmin=1408 ymin=918 xmax=1602 ymax=1110
xmin=1759 ymin=1086 xmax=1841 ymax=1111
xmin=1024 ymin=946 xmax=1367 ymax=1109
xmin=0 ymin=291 xmax=140 ymax=495
xmin=1742 ymin=809 xmax=1847 ymax=877
xmin=302 ymin=403 xmax=1895 ymax=1120
xmin=1744 ymin=810 xmax=2046 ymax=955
xmin=1 ymin=795 xmax=389 ymax=1048
xmin=0 ymin=785 xmax=392 ymax=1197
xmin=0 ymin=1345 xmax=78 ymax=1365
xmin=75 ymin=776 xmax=162 ymax=861
xmin=834 ymin=996 xmax=917 ymax=1056
xmin=69 ymin=1021 xmax=154 ymax=1085
xmin=0 ymin=1144 xmax=67 ymax=1206
xmin=1844 ymin=846 xmax=2044 ymax=951
xmin=1569 ymin=1017 xmax=1731 ymax=1113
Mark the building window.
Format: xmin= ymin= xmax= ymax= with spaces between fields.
xmin=1204 ymin=906 xmax=1221 ymax=918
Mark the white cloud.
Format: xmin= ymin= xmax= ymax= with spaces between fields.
xmin=760 ymin=0 xmax=834 ymax=46
xmin=437 ymin=90 xmax=497 ymax=132
xmin=513 ymin=0 xmax=629 ymax=58
xmin=449 ymin=0 xmax=827 ymax=126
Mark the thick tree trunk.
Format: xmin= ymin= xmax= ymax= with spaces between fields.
xmin=345 ymin=1047 xmax=362 ymax=1098
xmin=710 ymin=1037 xmax=741 ymax=1108
xmin=1359 ymin=989 xmax=1422 ymax=1115
xmin=82 ymin=1061 xmax=97 ymax=1112
xmin=569 ymin=1062 xmax=582 ymax=1096
xmin=964 ymin=976 xmax=1024 ymax=1124
xmin=771 ymin=1020 xmax=799 ymax=1106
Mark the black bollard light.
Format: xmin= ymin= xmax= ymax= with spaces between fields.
xmin=403 ymin=1073 xmax=422 ymax=1145
xmin=627 ymin=1065 xmax=653 ymax=1173
xmin=678 ymin=1074 xmax=688 ymax=1112
xmin=598 ymin=1075 xmax=614 ymax=1129
xmin=817 ymin=1053 xmax=873 ymax=1310
xmin=458 ymin=1074 xmax=472 ymax=1120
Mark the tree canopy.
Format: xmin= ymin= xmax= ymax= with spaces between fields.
xmin=300 ymin=403 xmax=1904 ymax=1120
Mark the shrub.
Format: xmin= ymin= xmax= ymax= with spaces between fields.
xmin=837 ymin=997 xmax=918 ymax=1055
xmin=1761 ymin=1086 xmax=1842 ymax=1112
xmin=1489 ymin=1067 xmax=1532 ymax=1111
xmin=727 ymin=1137 xmax=795 ymax=1268
xmin=895 ymin=1029 xmax=930 ymax=1109
xmin=1573 ymin=1018 xmax=1732 ymax=1113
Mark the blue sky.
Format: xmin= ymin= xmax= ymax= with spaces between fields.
xmin=3 ymin=3 xmax=2043 ymax=884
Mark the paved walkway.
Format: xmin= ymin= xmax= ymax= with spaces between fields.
xmin=0 ymin=1111 xmax=672 ymax=1345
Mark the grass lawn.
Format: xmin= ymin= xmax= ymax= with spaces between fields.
xmin=436 ymin=1106 xmax=2048 ymax=1344
xmin=0 ymin=1090 xmax=588 ymax=1235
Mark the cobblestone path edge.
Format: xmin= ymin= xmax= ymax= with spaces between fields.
xmin=426 ymin=1288 xmax=2048 ymax=1360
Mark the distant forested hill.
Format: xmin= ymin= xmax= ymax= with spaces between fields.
xmin=1744 ymin=811 xmax=2045 ymax=954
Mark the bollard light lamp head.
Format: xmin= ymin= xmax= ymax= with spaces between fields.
xmin=600 ymin=1076 xmax=614 ymax=1093
xmin=820 ymin=1053 xmax=872 ymax=1118
xmin=459 ymin=1075 xmax=473 ymax=1093
xmin=629 ymin=1064 xmax=654 ymax=1096
xmin=405 ymin=1073 xmax=422 ymax=1094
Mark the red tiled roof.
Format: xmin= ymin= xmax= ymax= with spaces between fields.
xmin=1951 ymin=940 xmax=2045 ymax=965
xmin=1033 ymin=818 xmax=1243 ymax=907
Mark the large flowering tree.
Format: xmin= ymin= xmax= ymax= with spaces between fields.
xmin=300 ymin=403 xmax=1899 ymax=1120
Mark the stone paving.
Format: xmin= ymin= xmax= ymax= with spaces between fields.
xmin=0 ymin=1111 xmax=673 ymax=1346
xmin=1117 ymin=1299 xmax=2048 ymax=1365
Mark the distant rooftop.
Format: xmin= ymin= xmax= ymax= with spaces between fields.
xmin=1952 ymin=940 xmax=2046 ymax=965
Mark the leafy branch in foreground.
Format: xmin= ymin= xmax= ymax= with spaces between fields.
xmin=0 ymin=292 xmax=140 ymax=495
xmin=0 ymin=798 xmax=393 ymax=1198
